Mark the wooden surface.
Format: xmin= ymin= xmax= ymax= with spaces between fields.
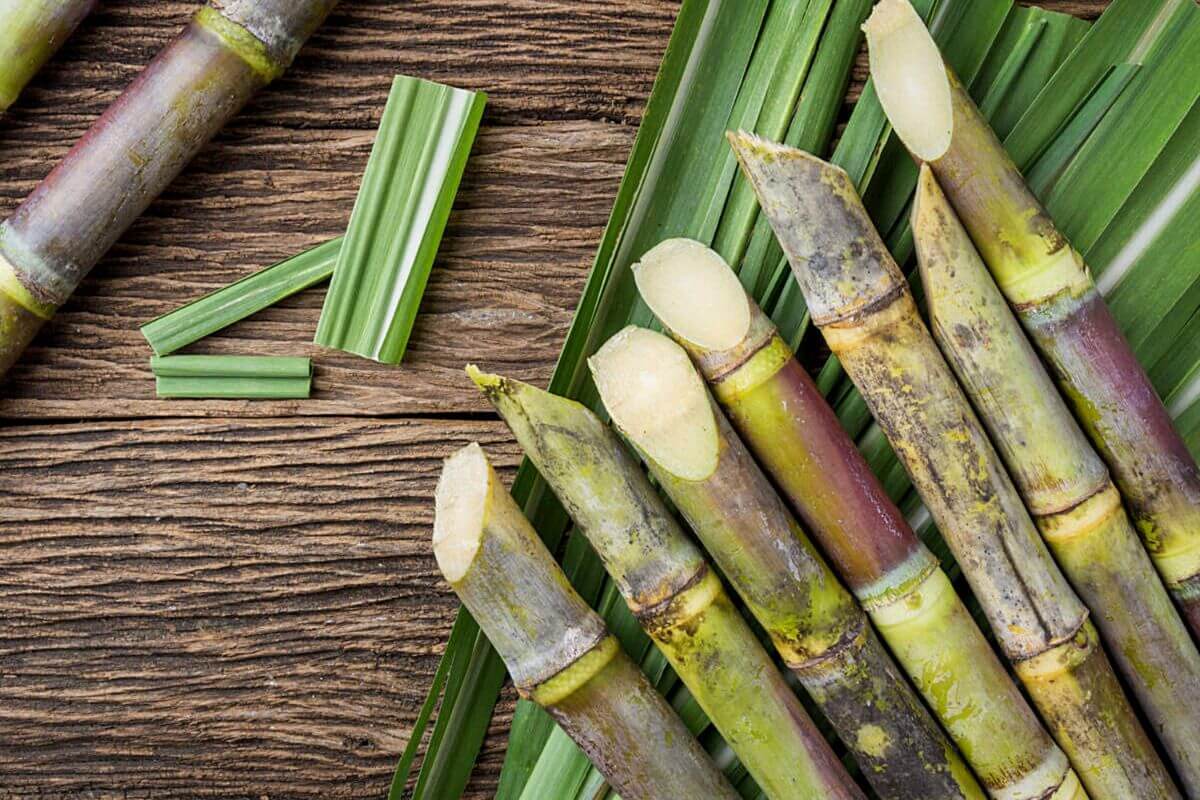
xmin=0 ymin=1 xmax=1107 ymax=797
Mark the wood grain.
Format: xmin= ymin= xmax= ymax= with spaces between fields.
xmin=0 ymin=1 xmax=1109 ymax=798
xmin=0 ymin=416 xmax=522 ymax=799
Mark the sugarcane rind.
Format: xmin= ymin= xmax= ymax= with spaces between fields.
xmin=636 ymin=566 xmax=721 ymax=637
xmin=821 ymin=286 xmax=912 ymax=350
xmin=1013 ymin=619 xmax=1095 ymax=681
xmin=195 ymin=6 xmax=283 ymax=82
xmin=1000 ymin=247 xmax=1092 ymax=310
xmin=527 ymin=636 xmax=620 ymax=707
xmin=0 ymin=251 xmax=54 ymax=320
xmin=712 ymin=335 xmax=791 ymax=403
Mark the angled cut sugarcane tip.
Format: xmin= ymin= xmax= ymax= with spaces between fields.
xmin=590 ymin=326 xmax=720 ymax=482
xmin=432 ymin=441 xmax=489 ymax=583
xmin=862 ymin=0 xmax=954 ymax=162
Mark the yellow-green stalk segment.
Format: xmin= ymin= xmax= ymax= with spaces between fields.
xmin=432 ymin=443 xmax=739 ymax=800
xmin=468 ymin=368 xmax=866 ymax=800
xmin=633 ymin=238 xmax=1079 ymax=800
xmin=731 ymin=132 xmax=1179 ymax=800
xmin=0 ymin=0 xmax=338 ymax=375
xmin=864 ymin=0 xmax=1200 ymax=636
xmin=914 ymin=165 xmax=1200 ymax=796
xmin=590 ymin=325 xmax=983 ymax=800
xmin=0 ymin=0 xmax=96 ymax=113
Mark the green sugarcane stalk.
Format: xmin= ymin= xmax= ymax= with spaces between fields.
xmin=468 ymin=367 xmax=866 ymax=800
xmin=0 ymin=0 xmax=96 ymax=113
xmin=433 ymin=443 xmax=739 ymax=800
xmin=731 ymin=132 xmax=1179 ymax=800
xmin=864 ymin=0 xmax=1200 ymax=637
xmin=589 ymin=325 xmax=983 ymax=800
xmin=632 ymin=237 xmax=1082 ymax=800
xmin=913 ymin=165 xmax=1200 ymax=796
xmin=0 ymin=0 xmax=338 ymax=375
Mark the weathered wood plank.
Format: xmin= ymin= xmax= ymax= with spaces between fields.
xmin=0 ymin=416 xmax=521 ymax=799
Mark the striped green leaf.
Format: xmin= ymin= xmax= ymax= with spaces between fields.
xmin=141 ymin=238 xmax=340 ymax=356
xmin=315 ymin=76 xmax=485 ymax=364
xmin=150 ymin=355 xmax=312 ymax=399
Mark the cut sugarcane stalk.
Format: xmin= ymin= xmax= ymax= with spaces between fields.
xmin=731 ymin=132 xmax=1179 ymax=800
xmin=468 ymin=368 xmax=866 ymax=800
xmin=433 ymin=443 xmax=739 ymax=800
xmin=142 ymin=238 xmax=341 ymax=356
xmin=0 ymin=0 xmax=96 ymax=113
xmin=590 ymin=325 xmax=983 ymax=800
xmin=151 ymin=355 xmax=312 ymax=399
xmin=0 ymin=0 xmax=338 ymax=376
xmin=864 ymin=0 xmax=1200 ymax=636
xmin=913 ymin=165 xmax=1200 ymax=796
xmin=633 ymin=237 xmax=1081 ymax=800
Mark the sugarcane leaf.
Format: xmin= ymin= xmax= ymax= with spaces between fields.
xmin=711 ymin=0 xmax=834 ymax=264
xmin=387 ymin=611 xmax=476 ymax=800
xmin=150 ymin=355 xmax=312 ymax=399
xmin=314 ymin=76 xmax=485 ymax=364
xmin=140 ymin=238 xmax=341 ymax=356
xmin=1088 ymin=98 xmax=1200 ymax=367
xmin=1040 ymin=12 xmax=1200 ymax=251
xmin=983 ymin=10 xmax=1089 ymax=140
xmin=1021 ymin=63 xmax=1140 ymax=193
xmin=1004 ymin=0 xmax=1193 ymax=170
xmin=409 ymin=632 xmax=506 ymax=800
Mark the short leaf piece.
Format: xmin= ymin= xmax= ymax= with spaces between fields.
xmin=151 ymin=355 xmax=312 ymax=399
xmin=141 ymin=238 xmax=341 ymax=356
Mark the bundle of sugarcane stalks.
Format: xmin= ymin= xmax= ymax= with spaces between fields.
xmin=431 ymin=1 xmax=1200 ymax=798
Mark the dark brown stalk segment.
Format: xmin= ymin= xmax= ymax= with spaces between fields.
xmin=0 ymin=0 xmax=338 ymax=375
xmin=864 ymin=0 xmax=1200 ymax=637
xmin=732 ymin=131 xmax=1179 ymax=800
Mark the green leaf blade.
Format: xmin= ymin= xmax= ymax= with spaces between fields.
xmin=314 ymin=76 xmax=486 ymax=364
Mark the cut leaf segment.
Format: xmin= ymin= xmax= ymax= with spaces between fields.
xmin=151 ymin=355 xmax=312 ymax=399
xmin=314 ymin=76 xmax=485 ymax=364
xmin=142 ymin=238 xmax=341 ymax=356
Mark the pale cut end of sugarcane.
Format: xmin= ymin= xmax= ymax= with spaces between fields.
xmin=590 ymin=327 xmax=719 ymax=482
xmin=433 ymin=442 xmax=489 ymax=584
xmin=863 ymin=0 xmax=952 ymax=161
xmin=634 ymin=239 xmax=751 ymax=351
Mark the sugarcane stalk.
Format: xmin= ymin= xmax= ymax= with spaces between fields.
xmin=589 ymin=325 xmax=983 ymax=800
xmin=0 ymin=0 xmax=96 ymax=113
xmin=864 ymin=0 xmax=1200 ymax=634
xmin=914 ymin=165 xmax=1200 ymax=795
xmin=633 ymin=237 xmax=1082 ymax=800
xmin=731 ymin=132 xmax=1179 ymax=800
xmin=468 ymin=367 xmax=866 ymax=800
xmin=433 ymin=443 xmax=739 ymax=800
xmin=0 ymin=0 xmax=338 ymax=375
